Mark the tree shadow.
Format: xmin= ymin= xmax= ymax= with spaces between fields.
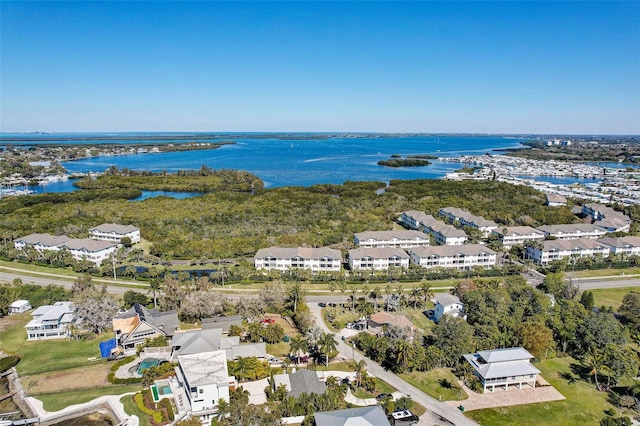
xmin=560 ymin=372 xmax=577 ymax=384
xmin=569 ymin=362 xmax=591 ymax=381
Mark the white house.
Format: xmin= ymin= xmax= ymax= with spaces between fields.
xmin=174 ymin=350 xmax=235 ymax=424
xmin=491 ymin=226 xmax=546 ymax=248
xmin=439 ymin=207 xmax=499 ymax=236
xmin=535 ymin=224 xmax=607 ymax=240
xmin=14 ymin=233 xmax=117 ymax=265
xmin=433 ymin=293 xmax=465 ymax=322
xmin=599 ymin=236 xmax=640 ymax=256
xmin=25 ymin=301 xmax=76 ymax=341
xmin=253 ymin=247 xmax=342 ymax=272
xmin=89 ymin=223 xmax=141 ymax=244
xmin=463 ymin=347 xmax=540 ymax=392
xmin=408 ymin=244 xmax=497 ymax=270
xmin=9 ymin=300 xmax=31 ymax=315
xmin=354 ymin=230 xmax=430 ymax=248
xmin=526 ymin=238 xmax=611 ymax=265
xmin=347 ymin=247 xmax=410 ymax=271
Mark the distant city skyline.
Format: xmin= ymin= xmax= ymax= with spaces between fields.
xmin=1 ymin=1 xmax=639 ymax=135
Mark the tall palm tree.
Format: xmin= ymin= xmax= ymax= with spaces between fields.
xmin=419 ymin=281 xmax=433 ymax=308
xmin=584 ymin=349 xmax=606 ymax=390
xmin=370 ymin=287 xmax=382 ymax=311
xmin=384 ymin=284 xmax=392 ymax=312
xmin=349 ymin=359 xmax=367 ymax=388
xmin=318 ymin=332 xmax=338 ymax=366
xmin=289 ymin=336 xmax=308 ymax=365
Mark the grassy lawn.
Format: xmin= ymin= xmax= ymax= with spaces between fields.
xmin=36 ymin=385 xmax=141 ymax=411
xmin=267 ymin=342 xmax=290 ymax=358
xmin=399 ymin=368 xmax=468 ymax=402
xmin=573 ymin=267 xmax=640 ymax=278
xmin=583 ymin=287 xmax=639 ymax=310
xmin=399 ymin=307 xmax=435 ymax=333
xmin=121 ymin=394 xmax=152 ymax=426
xmin=0 ymin=313 xmax=112 ymax=375
xmin=466 ymin=357 xmax=621 ymax=426
xmin=323 ymin=307 xmax=360 ymax=331
xmin=351 ymin=378 xmax=396 ymax=398
xmin=23 ymin=363 xmax=112 ymax=394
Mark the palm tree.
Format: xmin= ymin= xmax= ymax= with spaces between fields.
xmin=349 ymin=358 xmax=367 ymax=388
xmin=289 ymin=336 xmax=308 ymax=365
xmin=318 ymin=332 xmax=338 ymax=366
xmin=419 ymin=280 xmax=433 ymax=307
xmin=216 ymin=398 xmax=230 ymax=419
xmin=384 ymin=284 xmax=392 ymax=311
xmin=584 ymin=349 xmax=606 ymax=390
xmin=370 ymin=287 xmax=382 ymax=311
xmin=410 ymin=288 xmax=421 ymax=308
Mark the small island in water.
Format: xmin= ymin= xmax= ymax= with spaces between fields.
xmin=377 ymin=154 xmax=436 ymax=168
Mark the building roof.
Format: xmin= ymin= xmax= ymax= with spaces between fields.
xmin=254 ymin=246 xmax=342 ymax=260
xmin=354 ymin=230 xmax=429 ymax=243
xmin=463 ymin=347 xmax=540 ymax=380
xmin=171 ymin=328 xmax=239 ymax=356
xmin=536 ymin=223 xmax=605 ymax=234
xmin=226 ymin=342 xmax=267 ymax=360
xmin=178 ymin=350 xmax=230 ymax=387
xmin=10 ymin=300 xmax=30 ymax=309
xmin=410 ymin=244 xmax=496 ymax=258
xmin=89 ymin=223 xmax=139 ymax=234
xmin=546 ymin=194 xmax=567 ymax=203
xmin=31 ymin=301 xmax=73 ymax=320
xmin=425 ymin=219 xmax=468 ymax=238
xmin=201 ymin=315 xmax=243 ymax=332
xmin=498 ymin=226 xmax=545 ymax=237
xmin=434 ymin=293 xmax=462 ymax=308
xmin=287 ymin=369 xmax=327 ymax=397
xmin=114 ymin=303 xmax=179 ymax=337
xmin=314 ymin=406 xmax=391 ymax=426
xmin=541 ymin=238 xmax=609 ymax=251
xmin=16 ymin=233 xmax=71 ymax=247
xmin=369 ymin=312 xmax=414 ymax=330
xmin=61 ymin=238 xmax=116 ymax=253
xmin=348 ymin=247 xmax=410 ymax=260
xmin=400 ymin=210 xmax=432 ymax=226
xmin=599 ymin=236 xmax=640 ymax=249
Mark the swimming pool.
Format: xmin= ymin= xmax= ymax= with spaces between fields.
xmin=137 ymin=358 xmax=159 ymax=375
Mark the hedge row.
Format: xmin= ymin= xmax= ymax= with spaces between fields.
xmin=107 ymin=356 xmax=142 ymax=385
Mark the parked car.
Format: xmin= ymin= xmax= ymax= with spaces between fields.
xmin=318 ymin=302 xmax=327 ymax=307
xmin=376 ymin=393 xmax=393 ymax=401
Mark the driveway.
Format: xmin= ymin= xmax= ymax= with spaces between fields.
xmin=307 ymin=302 xmax=479 ymax=426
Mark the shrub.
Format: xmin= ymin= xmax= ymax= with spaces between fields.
xmin=107 ymin=356 xmax=142 ymax=385
xmin=133 ymin=393 xmax=163 ymax=424
xmin=0 ymin=355 xmax=20 ymax=373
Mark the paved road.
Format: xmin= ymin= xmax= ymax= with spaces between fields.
xmin=307 ymin=302 xmax=478 ymax=426
xmin=573 ymin=277 xmax=640 ymax=290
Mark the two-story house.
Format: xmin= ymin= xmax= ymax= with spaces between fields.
xmin=25 ymin=301 xmax=76 ymax=340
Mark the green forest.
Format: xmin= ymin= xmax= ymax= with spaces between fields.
xmin=0 ymin=172 xmax=588 ymax=259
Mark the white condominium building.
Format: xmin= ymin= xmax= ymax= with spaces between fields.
xmin=354 ymin=230 xmax=430 ymax=248
xmin=348 ymin=247 xmax=410 ymax=271
xmin=526 ymin=238 xmax=610 ymax=265
xmin=254 ymin=246 xmax=342 ymax=272
xmin=408 ymin=244 xmax=497 ymax=270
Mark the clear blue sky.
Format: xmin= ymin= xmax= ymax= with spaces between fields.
xmin=1 ymin=1 xmax=639 ymax=134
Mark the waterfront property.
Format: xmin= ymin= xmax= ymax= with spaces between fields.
xmin=9 ymin=299 xmax=31 ymax=315
xmin=535 ymin=224 xmax=607 ymax=240
xmin=463 ymin=347 xmax=540 ymax=393
xmin=14 ymin=233 xmax=117 ymax=265
xmin=433 ymin=293 xmax=465 ymax=323
xmin=526 ymin=238 xmax=611 ymax=265
xmin=408 ymin=244 xmax=497 ymax=270
xmin=25 ymin=301 xmax=76 ymax=340
xmin=175 ymin=350 xmax=235 ymax=423
xmin=253 ymin=246 xmax=342 ymax=272
xmin=491 ymin=226 xmax=545 ymax=248
xmin=112 ymin=303 xmax=179 ymax=355
xmin=89 ymin=223 xmax=141 ymax=244
xmin=347 ymin=247 xmax=410 ymax=271
xmin=438 ymin=207 xmax=499 ymax=237
xmin=354 ymin=230 xmax=431 ymax=248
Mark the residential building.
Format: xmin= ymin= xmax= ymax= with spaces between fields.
xmin=599 ymin=236 xmax=640 ymax=256
xmin=421 ymin=215 xmax=468 ymax=245
xmin=25 ymin=301 xmax=76 ymax=341
xmin=89 ymin=223 xmax=141 ymax=244
xmin=201 ymin=315 xmax=243 ymax=333
xmin=14 ymin=233 xmax=117 ymax=265
xmin=253 ymin=247 xmax=342 ymax=272
xmin=170 ymin=328 xmax=267 ymax=361
xmin=535 ymin=224 xmax=607 ymax=240
xmin=9 ymin=300 xmax=31 ymax=315
xmin=545 ymin=193 xmax=567 ymax=207
xmin=175 ymin=350 xmax=235 ymax=423
xmin=368 ymin=312 xmax=415 ymax=338
xmin=439 ymin=207 xmax=499 ymax=236
xmin=433 ymin=293 xmax=465 ymax=322
xmin=581 ymin=203 xmax=631 ymax=233
xmin=491 ymin=226 xmax=545 ymax=248
xmin=526 ymin=238 xmax=610 ymax=265
xmin=112 ymin=303 xmax=179 ymax=355
xmin=398 ymin=210 xmax=432 ymax=230
xmin=314 ymin=406 xmax=391 ymax=426
xmin=354 ymin=230 xmax=430 ymax=248
xmin=463 ymin=347 xmax=540 ymax=392
xmin=347 ymin=247 xmax=409 ymax=271
xmin=408 ymin=245 xmax=497 ymax=270
xmin=273 ymin=369 xmax=327 ymax=398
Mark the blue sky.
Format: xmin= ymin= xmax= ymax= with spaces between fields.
xmin=1 ymin=1 xmax=639 ymax=134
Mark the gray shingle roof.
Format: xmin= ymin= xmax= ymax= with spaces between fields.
xmin=314 ymin=406 xmax=391 ymax=426
xmin=254 ymin=246 xmax=341 ymax=260
xmin=89 ymin=223 xmax=139 ymax=234
xmin=288 ymin=369 xmax=327 ymax=397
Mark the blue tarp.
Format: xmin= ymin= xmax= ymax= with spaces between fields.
xmin=99 ymin=338 xmax=117 ymax=358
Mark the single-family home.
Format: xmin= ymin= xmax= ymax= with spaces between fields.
xmin=408 ymin=245 xmax=497 ymax=270
xmin=354 ymin=230 xmax=430 ymax=248
xmin=9 ymin=300 xmax=31 ymax=315
xmin=314 ymin=406 xmax=391 ymax=426
xmin=112 ymin=303 xmax=179 ymax=355
xmin=174 ymin=350 xmax=235 ymax=423
xmin=599 ymin=236 xmax=640 ymax=256
xmin=253 ymin=247 xmax=342 ymax=272
xmin=491 ymin=226 xmax=546 ymax=248
xmin=545 ymin=194 xmax=567 ymax=207
xmin=25 ymin=301 xmax=76 ymax=340
xmin=536 ymin=224 xmax=607 ymax=240
xmin=433 ymin=293 xmax=465 ymax=322
xmin=201 ymin=315 xmax=243 ymax=333
xmin=348 ymin=247 xmax=410 ymax=271
xmin=526 ymin=238 xmax=611 ymax=265
xmin=273 ymin=369 xmax=327 ymax=398
xmin=170 ymin=328 xmax=267 ymax=361
xmin=368 ymin=312 xmax=415 ymax=338
xmin=89 ymin=223 xmax=141 ymax=244
xmin=463 ymin=347 xmax=540 ymax=392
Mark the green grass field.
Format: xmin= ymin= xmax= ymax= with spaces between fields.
xmin=0 ymin=313 xmax=113 ymax=375
xmin=573 ymin=267 xmax=640 ymax=278
xmin=37 ymin=386 xmax=141 ymax=412
xmin=582 ymin=287 xmax=639 ymax=310
xmin=466 ymin=357 xmax=624 ymax=426
xmin=399 ymin=368 xmax=468 ymax=402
